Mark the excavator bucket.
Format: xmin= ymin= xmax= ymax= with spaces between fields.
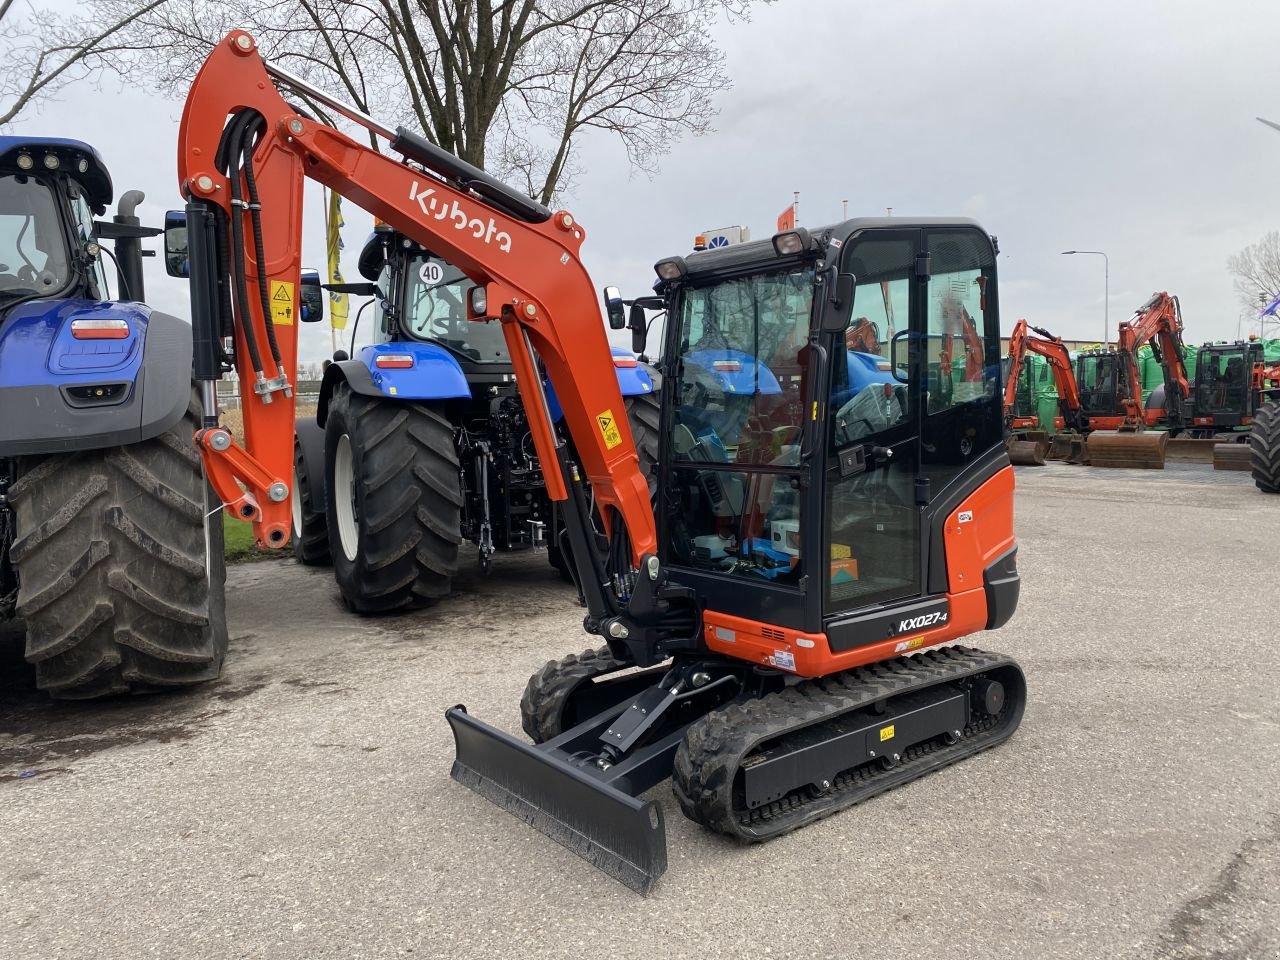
xmin=1213 ymin=442 xmax=1252 ymax=471
xmin=1007 ymin=437 xmax=1050 ymax=466
xmin=1085 ymin=430 xmax=1168 ymax=469
xmin=446 ymin=705 xmax=669 ymax=895
xmin=1047 ymin=433 xmax=1087 ymax=463
xmin=1164 ymin=437 xmax=1217 ymax=464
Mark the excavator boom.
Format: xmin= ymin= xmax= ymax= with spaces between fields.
xmin=177 ymin=31 xmax=653 ymax=567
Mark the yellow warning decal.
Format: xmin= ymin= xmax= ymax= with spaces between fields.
xmin=269 ymin=280 xmax=295 ymax=325
xmin=879 ymin=724 xmax=895 ymax=742
xmin=597 ymin=409 xmax=622 ymax=450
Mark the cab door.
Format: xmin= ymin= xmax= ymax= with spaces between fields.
xmin=822 ymin=225 xmax=1004 ymax=651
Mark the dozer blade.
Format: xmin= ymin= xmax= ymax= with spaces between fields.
xmin=1213 ymin=442 xmax=1252 ymax=471
xmin=446 ymin=705 xmax=668 ymax=895
xmin=1164 ymin=437 xmax=1218 ymax=465
xmin=1007 ymin=437 xmax=1050 ymax=466
xmin=1085 ymin=430 xmax=1168 ymax=469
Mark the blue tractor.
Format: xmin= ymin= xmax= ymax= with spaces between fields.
xmin=291 ymin=226 xmax=659 ymax=611
xmin=0 ymin=137 xmax=227 ymax=698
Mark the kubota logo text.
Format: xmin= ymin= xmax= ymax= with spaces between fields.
xmin=898 ymin=611 xmax=947 ymax=632
xmin=410 ymin=181 xmax=512 ymax=253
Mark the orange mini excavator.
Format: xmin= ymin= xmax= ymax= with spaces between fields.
xmin=1003 ymin=319 xmax=1087 ymax=464
xmin=1078 ymin=292 xmax=1190 ymax=469
xmin=175 ymin=32 xmax=1026 ymax=894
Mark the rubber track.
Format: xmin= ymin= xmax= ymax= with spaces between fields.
xmin=8 ymin=394 xmax=227 ymax=698
xmin=292 ymin=432 xmax=331 ymax=565
xmin=1249 ymin=400 xmax=1280 ymax=494
xmin=519 ymin=646 xmax=627 ymax=743
xmin=326 ymin=385 xmax=463 ymax=613
xmin=672 ymin=646 xmax=1021 ymax=841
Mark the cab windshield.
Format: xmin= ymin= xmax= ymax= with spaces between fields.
xmin=1196 ymin=347 xmax=1251 ymax=414
xmin=0 ymin=174 xmax=71 ymax=298
xmin=403 ymin=256 xmax=509 ymax=363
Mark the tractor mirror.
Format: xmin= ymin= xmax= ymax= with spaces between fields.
xmin=889 ymin=330 xmax=913 ymax=383
xmin=300 ymin=269 xmax=324 ymax=323
xmin=629 ymin=302 xmax=648 ymax=354
xmin=163 ymin=210 xmax=188 ymax=278
xmin=604 ymin=286 xmax=626 ymax=329
xmin=820 ymin=273 xmax=857 ymax=332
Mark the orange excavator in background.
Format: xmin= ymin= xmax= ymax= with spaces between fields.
xmin=1002 ymin=319 xmax=1087 ymax=464
xmin=173 ymin=31 xmax=1026 ymax=894
xmin=1079 ymin=291 xmax=1190 ymax=469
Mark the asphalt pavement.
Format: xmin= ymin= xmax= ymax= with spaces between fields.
xmin=2 ymin=464 xmax=1279 ymax=960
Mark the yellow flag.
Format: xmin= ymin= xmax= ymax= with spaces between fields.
xmin=325 ymin=189 xmax=350 ymax=331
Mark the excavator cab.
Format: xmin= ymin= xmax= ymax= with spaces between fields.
xmin=1193 ymin=341 xmax=1264 ymax=429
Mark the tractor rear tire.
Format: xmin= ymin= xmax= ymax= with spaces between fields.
xmin=624 ymin=371 xmax=662 ymax=496
xmin=1249 ymin=400 xmax=1280 ymax=494
xmin=292 ymin=432 xmax=331 ymax=565
xmin=324 ymin=385 xmax=463 ymax=613
xmin=547 ymin=381 xmax=662 ymax=583
xmin=8 ymin=393 xmax=228 ymax=699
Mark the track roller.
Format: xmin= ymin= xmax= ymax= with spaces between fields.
xmin=1085 ymin=430 xmax=1167 ymax=469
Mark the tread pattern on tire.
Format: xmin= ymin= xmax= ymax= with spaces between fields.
xmin=326 ymin=385 xmax=463 ymax=613
xmin=1250 ymin=400 xmax=1280 ymax=494
xmin=292 ymin=432 xmax=331 ymax=565
xmin=519 ymin=646 xmax=626 ymax=743
xmin=8 ymin=393 xmax=228 ymax=698
xmin=623 ymin=368 xmax=661 ymax=496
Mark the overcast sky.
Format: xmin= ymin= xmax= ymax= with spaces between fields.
xmin=22 ymin=0 xmax=1280 ymax=360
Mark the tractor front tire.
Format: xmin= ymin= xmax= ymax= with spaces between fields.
xmin=1250 ymin=400 xmax=1280 ymax=494
xmin=292 ymin=432 xmax=331 ymax=565
xmin=624 ymin=372 xmax=662 ymax=496
xmin=324 ymin=385 xmax=463 ymax=613
xmin=8 ymin=395 xmax=228 ymax=698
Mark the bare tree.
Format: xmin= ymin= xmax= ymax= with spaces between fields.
xmin=99 ymin=0 xmax=762 ymax=203
xmin=1228 ymin=231 xmax=1280 ymax=333
xmin=0 ymin=0 xmax=168 ymax=128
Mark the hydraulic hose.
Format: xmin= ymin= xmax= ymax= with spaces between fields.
xmin=218 ymin=110 xmax=267 ymax=380
xmin=239 ymin=115 xmax=285 ymax=372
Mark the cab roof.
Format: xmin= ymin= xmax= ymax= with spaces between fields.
xmin=0 ymin=136 xmax=113 ymax=212
xmin=670 ymin=217 xmax=990 ymax=280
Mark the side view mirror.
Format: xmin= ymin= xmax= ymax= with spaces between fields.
xmin=300 ymin=269 xmax=324 ymax=323
xmin=889 ymin=330 xmax=913 ymax=383
xmin=163 ymin=210 xmax=188 ymax=278
xmin=820 ymin=272 xmax=856 ymax=332
xmin=628 ymin=302 xmax=648 ymax=354
xmin=603 ymin=285 xmax=625 ymax=329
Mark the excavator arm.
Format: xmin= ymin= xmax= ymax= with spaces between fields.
xmin=178 ymin=31 xmax=658 ymax=634
xmin=1116 ymin=291 xmax=1190 ymax=427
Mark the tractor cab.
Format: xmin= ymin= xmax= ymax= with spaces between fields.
xmin=357 ymin=225 xmax=508 ymax=366
xmin=647 ymin=219 xmax=1008 ymax=641
xmin=0 ymin=137 xmax=114 ymax=308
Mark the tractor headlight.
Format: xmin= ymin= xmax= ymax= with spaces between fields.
xmin=77 ymin=157 xmax=89 ymax=174
xmin=16 ymin=153 xmax=33 ymax=171
xmin=468 ymin=284 xmax=488 ymax=317
xmin=43 ymin=153 xmax=60 ymax=170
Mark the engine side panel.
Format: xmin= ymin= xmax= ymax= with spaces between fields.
xmin=0 ymin=300 xmax=191 ymax=456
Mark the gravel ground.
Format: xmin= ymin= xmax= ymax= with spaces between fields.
xmin=2 ymin=464 xmax=1278 ymax=960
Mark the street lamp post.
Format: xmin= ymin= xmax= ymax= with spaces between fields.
xmin=1061 ymin=250 xmax=1109 ymax=345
